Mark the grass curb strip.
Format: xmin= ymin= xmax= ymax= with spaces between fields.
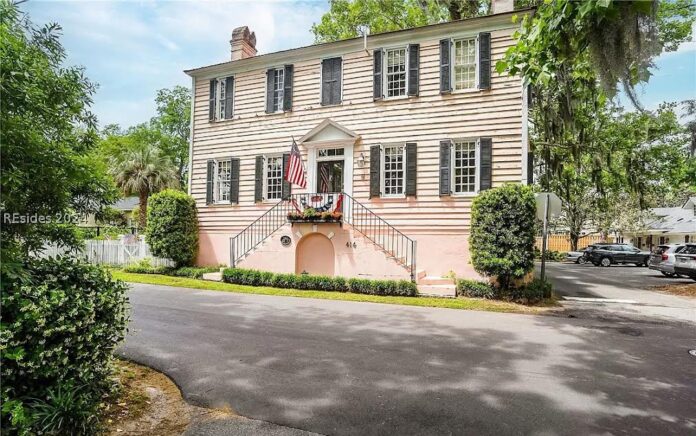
xmin=112 ymin=271 xmax=552 ymax=314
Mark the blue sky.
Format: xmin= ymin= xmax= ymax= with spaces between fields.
xmin=23 ymin=1 xmax=696 ymax=128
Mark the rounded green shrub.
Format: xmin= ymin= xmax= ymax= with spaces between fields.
xmin=470 ymin=184 xmax=537 ymax=290
xmin=145 ymin=189 xmax=199 ymax=267
xmin=1 ymin=257 xmax=130 ymax=434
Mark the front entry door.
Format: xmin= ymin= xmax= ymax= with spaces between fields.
xmin=317 ymin=160 xmax=344 ymax=193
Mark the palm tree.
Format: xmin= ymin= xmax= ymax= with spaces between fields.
xmin=109 ymin=144 xmax=179 ymax=229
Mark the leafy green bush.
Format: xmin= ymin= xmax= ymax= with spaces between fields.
xmin=169 ymin=266 xmax=219 ymax=279
xmin=222 ymin=268 xmax=417 ymax=296
xmin=122 ymin=258 xmax=171 ymax=275
xmin=506 ymin=279 xmax=553 ymax=304
xmin=456 ymin=279 xmax=497 ymax=298
xmin=1 ymin=257 xmax=130 ymax=434
xmin=470 ymin=184 xmax=537 ymax=290
xmin=533 ymin=248 xmax=567 ymax=262
xmin=145 ymin=189 xmax=198 ymax=267
xmin=28 ymin=383 xmax=99 ymax=435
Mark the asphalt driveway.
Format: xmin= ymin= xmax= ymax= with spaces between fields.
xmin=120 ymin=283 xmax=696 ymax=435
xmin=541 ymin=262 xmax=696 ymax=323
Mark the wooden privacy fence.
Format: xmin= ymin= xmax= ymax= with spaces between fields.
xmin=39 ymin=239 xmax=173 ymax=267
xmin=535 ymin=234 xmax=615 ymax=252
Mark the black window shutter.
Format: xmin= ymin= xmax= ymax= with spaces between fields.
xmin=526 ymin=151 xmax=534 ymax=185
xmin=369 ymin=145 xmax=381 ymax=198
xmin=206 ymin=159 xmax=215 ymax=204
xmin=265 ymin=69 xmax=274 ymax=113
xmin=254 ymin=155 xmax=264 ymax=202
xmin=405 ymin=142 xmax=417 ymax=196
xmin=229 ymin=157 xmax=240 ymax=204
xmin=479 ymin=138 xmax=493 ymax=191
xmin=439 ymin=140 xmax=451 ymax=196
xmin=332 ymin=58 xmax=342 ymax=105
xmin=478 ymin=32 xmax=491 ymax=90
xmin=208 ymin=80 xmax=216 ymax=122
xmin=321 ymin=58 xmax=342 ymax=106
xmin=224 ymin=76 xmax=234 ymax=119
xmin=283 ymin=64 xmax=293 ymax=111
xmin=439 ymin=39 xmax=452 ymax=94
xmin=321 ymin=59 xmax=331 ymax=106
xmin=407 ymin=44 xmax=419 ymax=96
xmin=281 ymin=152 xmax=291 ymax=200
xmin=373 ymin=49 xmax=383 ymax=100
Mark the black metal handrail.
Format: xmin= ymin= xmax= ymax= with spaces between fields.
xmin=229 ymin=192 xmax=417 ymax=281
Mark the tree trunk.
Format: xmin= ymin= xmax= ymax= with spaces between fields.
xmin=569 ymin=230 xmax=579 ymax=252
xmin=138 ymin=189 xmax=148 ymax=231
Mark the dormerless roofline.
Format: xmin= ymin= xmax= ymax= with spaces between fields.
xmin=184 ymin=8 xmax=534 ymax=79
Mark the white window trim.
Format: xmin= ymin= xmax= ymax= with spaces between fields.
xmin=382 ymin=46 xmax=409 ymax=100
xmin=450 ymin=138 xmax=480 ymax=197
xmin=212 ymin=158 xmax=232 ymax=204
xmin=265 ymin=67 xmax=285 ymax=114
xmin=450 ymin=36 xmax=479 ymax=93
xmin=305 ymin=141 xmax=354 ymax=196
xmin=380 ymin=143 xmax=407 ymax=198
xmin=214 ymin=76 xmax=234 ymax=121
xmin=262 ymin=154 xmax=284 ymax=203
xmin=319 ymin=56 xmax=344 ymax=106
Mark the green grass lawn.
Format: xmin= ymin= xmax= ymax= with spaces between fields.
xmin=112 ymin=271 xmax=555 ymax=314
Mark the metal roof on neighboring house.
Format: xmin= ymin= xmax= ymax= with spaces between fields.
xmin=112 ymin=196 xmax=139 ymax=211
xmin=644 ymin=201 xmax=696 ymax=235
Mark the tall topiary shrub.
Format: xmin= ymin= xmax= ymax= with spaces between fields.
xmin=470 ymin=184 xmax=536 ymax=290
xmin=146 ymin=189 xmax=199 ymax=267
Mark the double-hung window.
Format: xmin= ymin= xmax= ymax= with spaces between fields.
xmin=264 ymin=155 xmax=283 ymax=201
xmin=210 ymin=76 xmax=234 ymax=121
xmin=453 ymin=38 xmax=476 ymax=90
xmin=382 ymin=144 xmax=406 ymax=196
xmin=452 ymin=140 xmax=478 ymax=194
xmin=271 ymin=68 xmax=284 ymax=112
xmin=384 ymin=48 xmax=407 ymax=98
xmin=214 ymin=159 xmax=232 ymax=203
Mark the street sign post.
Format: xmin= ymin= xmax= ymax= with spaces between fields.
xmin=535 ymin=193 xmax=562 ymax=282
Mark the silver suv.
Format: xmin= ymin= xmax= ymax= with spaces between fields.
xmin=648 ymin=244 xmax=685 ymax=277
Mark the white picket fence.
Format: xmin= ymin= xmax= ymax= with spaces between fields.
xmin=39 ymin=239 xmax=174 ymax=267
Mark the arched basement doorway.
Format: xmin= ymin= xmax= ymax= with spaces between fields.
xmin=295 ymin=233 xmax=335 ymax=276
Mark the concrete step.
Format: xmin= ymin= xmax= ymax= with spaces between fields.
xmin=418 ymin=276 xmax=454 ymax=286
xmin=202 ymin=272 xmax=223 ymax=282
xmin=417 ymin=284 xmax=456 ymax=298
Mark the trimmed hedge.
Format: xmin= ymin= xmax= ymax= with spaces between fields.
xmin=470 ymin=184 xmax=537 ymax=290
xmin=456 ymin=277 xmax=552 ymax=305
xmin=222 ymin=268 xmax=417 ymax=296
xmin=145 ymin=189 xmax=199 ymax=267
xmin=122 ymin=261 xmax=218 ymax=279
xmin=456 ymin=279 xmax=497 ymax=299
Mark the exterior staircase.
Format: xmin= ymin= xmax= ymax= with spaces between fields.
xmin=230 ymin=193 xmax=417 ymax=281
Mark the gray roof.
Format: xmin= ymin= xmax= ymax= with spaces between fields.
xmin=112 ymin=196 xmax=139 ymax=211
xmin=645 ymin=201 xmax=696 ymax=234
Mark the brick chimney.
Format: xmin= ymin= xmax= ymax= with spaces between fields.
xmin=230 ymin=26 xmax=257 ymax=61
xmin=491 ymin=0 xmax=514 ymax=14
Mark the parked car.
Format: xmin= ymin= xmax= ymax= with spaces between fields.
xmin=587 ymin=244 xmax=651 ymax=267
xmin=566 ymin=251 xmax=587 ymax=263
xmin=648 ymin=244 xmax=685 ymax=277
xmin=674 ymin=244 xmax=696 ymax=281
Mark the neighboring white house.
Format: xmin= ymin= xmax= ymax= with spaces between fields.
xmin=624 ymin=197 xmax=696 ymax=250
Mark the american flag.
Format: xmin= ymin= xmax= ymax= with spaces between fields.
xmin=284 ymin=138 xmax=306 ymax=189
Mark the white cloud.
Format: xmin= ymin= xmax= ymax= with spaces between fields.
xmin=23 ymin=0 xmax=329 ymax=128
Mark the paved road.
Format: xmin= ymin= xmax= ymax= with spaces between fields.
xmin=120 ymin=283 xmax=696 ymax=436
xmin=541 ymin=262 xmax=696 ymax=323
